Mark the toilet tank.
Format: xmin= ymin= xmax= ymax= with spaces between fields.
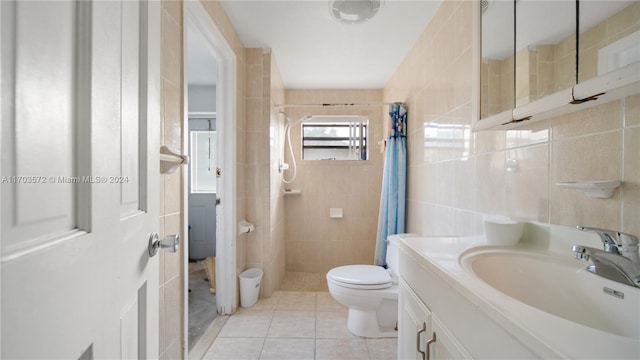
xmin=385 ymin=235 xmax=401 ymax=271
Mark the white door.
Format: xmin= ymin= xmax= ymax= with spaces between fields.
xmin=1 ymin=0 xmax=161 ymax=358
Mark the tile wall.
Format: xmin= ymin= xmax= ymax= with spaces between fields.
xmin=244 ymin=48 xmax=287 ymax=297
xmin=282 ymin=90 xmax=385 ymax=273
xmin=159 ymin=0 xmax=184 ymax=358
xmin=384 ymin=0 xmax=639 ymax=241
xmin=269 ymin=56 xmax=287 ymax=293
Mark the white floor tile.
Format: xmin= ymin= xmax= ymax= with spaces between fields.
xmin=275 ymin=291 xmax=317 ymax=311
xmin=260 ymin=338 xmax=315 ymax=360
xmin=315 ymin=311 xmax=355 ymax=339
xmin=202 ymin=337 xmax=263 ymax=360
xmin=366 ymin=338 xmax=398 ymax=360
xmin=315 ymin=338 xmax=371 ymax=360
xmin=217 ymin=309 xmax=273 ymax=338
xmin=205 ymin=288 xmax=398 ymax=360
xmin=316 ymin=292 xmax=347 ymax=312
xmin=267 ymin=310 xmax=316 ymax=338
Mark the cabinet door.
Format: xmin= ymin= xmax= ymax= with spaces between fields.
xmin=428 ymin=315 xmax=472 ymax=360
xmin=399 ymin=282 xmax=431 ymax=360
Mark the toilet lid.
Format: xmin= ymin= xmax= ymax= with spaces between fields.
xmin=327 ymin=265 xmax=391 ymax=289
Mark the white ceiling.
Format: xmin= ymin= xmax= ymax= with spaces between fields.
xmin=187 ymin=25 xmax=218 ymax=86
xmin=190 ymin=1 xmax=634 ymax=88
xmin=219 ymin=0 xmax=442 ymax=89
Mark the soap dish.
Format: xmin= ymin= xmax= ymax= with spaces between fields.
xmin=556 ymin=180 xmax=621 ymax=199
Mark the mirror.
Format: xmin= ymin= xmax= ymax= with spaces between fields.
xmin=514 ymin=1 xmax=575 ymax=107
xmin=480 ymin=0 xmax=514 ymax=119
xmin=578 ymin=1 xmax=639 ymax=83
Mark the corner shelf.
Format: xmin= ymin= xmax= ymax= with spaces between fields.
xmin=556 ymin=180 xmax=621 ymax=199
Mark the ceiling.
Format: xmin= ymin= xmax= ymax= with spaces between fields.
xmin=219 ymin=0 xmax=442 ymax=89
xmin=190 ymin=1 xmax=634 ymax=88
xmin=187 ymin=25 xmax=218 ymax=86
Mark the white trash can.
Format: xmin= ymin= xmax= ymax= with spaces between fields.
xmin=239 ymin=268 xmax=263 ymax=308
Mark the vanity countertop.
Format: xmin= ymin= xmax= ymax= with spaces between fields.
xmin=396 ymin=225 xmax=640 ymax=359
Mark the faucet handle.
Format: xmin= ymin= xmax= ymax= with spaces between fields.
xmin=577 ymin=226 xmax=639 ymax=249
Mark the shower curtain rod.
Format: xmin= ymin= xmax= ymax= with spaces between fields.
xmin=274 ymin=102 xmax=404 ymax=108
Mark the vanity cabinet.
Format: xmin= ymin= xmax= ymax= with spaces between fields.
xmin=398 ymin=246 xmax=539 ymax=359
xmin=399 ymin=280 xmax=469 ymax=360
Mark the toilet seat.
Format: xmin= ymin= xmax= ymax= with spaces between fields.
xmin=327 ymin=265 xmax=391 ymax=290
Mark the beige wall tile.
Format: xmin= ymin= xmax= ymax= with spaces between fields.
xmin=162 ymin=80 xmax=182 ymax=151
xmin=162 ymin=0 xmax=182 ymax=26
xmin=163 ymin=214 xmax=181 ymax=280
xmin=623 ymin=127 xmax=639 ymax=236
xmin=160 ymin=0 xmax=184 ymax=353
xmin=505 ymin=144 xmax=550 ymax=221
xmin=625 ymin=94 xmax=640 ymax=127
xmin=550 ymin=131 xmax=622 ymax=229
xmin=552 ymin=131 xmax=622 ymax=183
xmin=608 ymin=1 xmax=639 ymax=39
xmin=161 ymin=11 xmax=182 ymax=87
xmin=552 ymin=100 xmax=622 ymax=140
xmin=475 ymin=151 xmax=506 ymax=215
xmin=163 ymin=168 xmax=182 ymax=215
xmin=246 ymin=64 xmax=263 ymax=99
xmin=163 ymin=276 xmax=183 ymax=358
xmin=280 ymin=92 xmax=383 ymax=271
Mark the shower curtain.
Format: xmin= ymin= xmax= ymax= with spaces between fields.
xmin=374 ymin=103 xmax=407 ymax=266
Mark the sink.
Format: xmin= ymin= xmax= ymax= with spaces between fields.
xmin=460 ymin=248 xmax=640 ymax=339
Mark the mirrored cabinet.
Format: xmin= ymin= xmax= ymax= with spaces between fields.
xmin=480 ymin=0 xmax=514 ymax=119
xmin=578 ymin=1 xmax=639 ymax=83
xmin=476 ymin=0 xmax=640 ymax=130
xmin=514 ymin=0 xmax=575 ymax=107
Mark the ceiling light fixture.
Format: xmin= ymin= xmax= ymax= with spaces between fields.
xmin=329 ymin=0 xmax=383 ymax=25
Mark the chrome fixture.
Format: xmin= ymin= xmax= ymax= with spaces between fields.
xmin=148 ymin=232 xmax=180 ymax=257
xmin=572 ymin=226 xmax=640 ymax=287
xmin=329 ymin=0 xmax=383 ymax=24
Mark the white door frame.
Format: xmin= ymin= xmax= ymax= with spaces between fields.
xmin=183 ymin=0 xmax=238 ymax=334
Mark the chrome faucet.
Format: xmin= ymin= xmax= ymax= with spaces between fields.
xmin=572 ymin=226 xmax=640 ymax=287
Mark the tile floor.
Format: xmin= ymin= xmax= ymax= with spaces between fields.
xmin=202 ymin=291 xmax=397 ymax=359
xmin=188 ymin=262 xmax=217 ymax=351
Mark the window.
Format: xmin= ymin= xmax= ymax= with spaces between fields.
xmin=302 ymin=116 xmax=368 ymax=160
xmin=190 ymin=130 xmax=216 ymax=193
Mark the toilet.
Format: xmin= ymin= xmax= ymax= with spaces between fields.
xmin=326 ymin=235 xmax=400 ymax=338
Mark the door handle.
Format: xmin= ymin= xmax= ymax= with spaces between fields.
xmin=417 ymin=322 xmax=427 ymax=360
xmin=148 ymin=232 xmax=179 ymax=257
xmin=425 ymin=332 xmax=436 ymax=360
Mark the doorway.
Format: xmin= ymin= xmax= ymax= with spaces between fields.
xmin=183 ymin=0 xmax=238 ymax=354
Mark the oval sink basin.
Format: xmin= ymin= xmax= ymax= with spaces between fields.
xmin=460 ymin=248 xmax=640 ymax=339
